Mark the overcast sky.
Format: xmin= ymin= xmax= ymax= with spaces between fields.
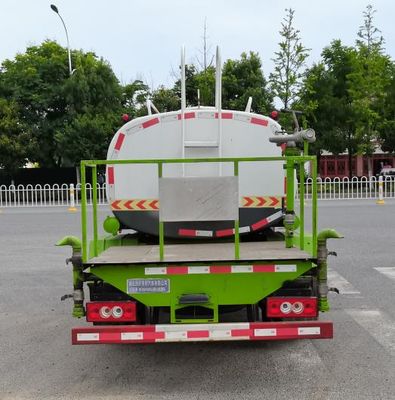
xmin=1 ymin=0 xmax=395 ymax=89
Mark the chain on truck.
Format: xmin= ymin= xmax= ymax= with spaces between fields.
xmin=58 ymin=47 xmax=342 ymax=345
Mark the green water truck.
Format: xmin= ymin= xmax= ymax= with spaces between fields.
xmin=58 ymin=103 xmax=342 ymax=345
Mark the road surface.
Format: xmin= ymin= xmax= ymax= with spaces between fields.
xmin=0 ymin=201 xmax=394 ymax=400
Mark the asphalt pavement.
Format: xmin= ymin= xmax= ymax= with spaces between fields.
xmin=0 ymin=201 xmax=394 ymax=400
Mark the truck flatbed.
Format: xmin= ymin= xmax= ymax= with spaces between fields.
xmin=88 ymin=241 xmax=312 ymax=265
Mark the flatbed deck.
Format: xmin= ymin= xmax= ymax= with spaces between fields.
xmin=88 ymin=241 xmax=312 ymax=265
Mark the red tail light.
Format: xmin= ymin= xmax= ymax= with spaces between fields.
xmin=266 ymin=297 xmax=317 ymax=318
xmin=86 ymin=301 xmax=136 ymax=322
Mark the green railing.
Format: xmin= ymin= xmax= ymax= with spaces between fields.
xmin=80 ymin=155 xmax=317 ymax=263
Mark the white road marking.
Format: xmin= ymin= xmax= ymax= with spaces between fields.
xmin=374 ymin=267 xmax=395 ymax=282
xmin=327 ymin=268 xmax=362 ymax=297
xmin=345 ymin=309 xmax=395 ymax=355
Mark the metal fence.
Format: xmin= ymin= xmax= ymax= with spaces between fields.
xmin=301 ymin=176 xmax=395 ymax=200
xmin=1 ymin=176 xmax=395 ymax=207
xmin=0 ymin=183 xmax=108 ymax=207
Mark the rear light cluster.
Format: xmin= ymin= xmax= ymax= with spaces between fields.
xmin=86 ymin=301 xmax=136 ymax=322
xmin=266 ymin=297 xmax=317 ymax=318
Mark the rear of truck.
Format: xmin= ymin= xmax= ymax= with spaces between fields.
xmin=58 ymin=149 xmax=341 ymax=345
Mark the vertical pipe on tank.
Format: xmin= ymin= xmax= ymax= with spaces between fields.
xmin=215 ymin=46 xmax=223 ymax=175
xmin=181 ymin=46 xmax=186 ymax=176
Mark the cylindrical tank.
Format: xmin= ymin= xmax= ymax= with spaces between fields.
xmin=106 ymin=107 xmax=285 ymax=239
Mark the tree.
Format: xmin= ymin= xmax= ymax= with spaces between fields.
xmin=356 ymin=4 xmax=384 ymax=52
xmin=0 ymin=40 xmax=123 ymax=167
xmin=122 ymin=79 xmax=150 ymax=118
xmin=378 ymin=64 xmax=395 ymax=152
xmin=0 ymin=99 xmax=31 ymax=174
xmin=150 ymin=86 xmax=180 ymax=112
xmin=298 ymin=41 xmax=358 ymax=175
xmin=270 ymin=8 xmax=310 ymax=109
xmin=222 ymin=52 xmax=273 ymax=113
xmin=195 ymin=18 xmax=214 ymax=72
xmin=348 ymin=5 xmax=392 ymax=162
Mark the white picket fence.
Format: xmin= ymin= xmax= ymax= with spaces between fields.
xmin=0 ymin=176 xmax=395 ymax=207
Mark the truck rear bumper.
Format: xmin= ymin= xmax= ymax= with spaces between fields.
xmin=72 ymin=321 xmax=333 ymax=344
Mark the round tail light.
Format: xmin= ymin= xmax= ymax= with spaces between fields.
xmin=99 ymin=306 xmax=112 ymax=319
xmin=292 ymin=301 xmax=304 ymax=314
xmin=280 ymin=301 xmax=292 ymax=314
xmin=112 ymin=306 xmax=124 ymax=318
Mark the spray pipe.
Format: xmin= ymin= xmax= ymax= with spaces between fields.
xmin=56 ymin=236 xmax=85 ymax=318
xmin=317 ymin=229 xmax=343 ymax=312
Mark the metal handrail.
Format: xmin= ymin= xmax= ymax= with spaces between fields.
xmin=80 ymin=155 xmax=317 ymax=263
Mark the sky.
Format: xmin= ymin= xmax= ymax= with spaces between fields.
xmin=1 ymin=0 xmax=395 ymax=90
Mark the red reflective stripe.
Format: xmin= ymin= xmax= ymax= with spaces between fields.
xmin=100 ymin=332 xmax=121 ymax=341
xmin=215 ymin=112 xmax=233 ymax=119
xmin=179 ymin=229 xmax=196 ymax=237
xmin=144 ymin=331 xmax=165 ymax=340
xmin=72 ymin=321 xmax=333 ymax=344
xmin=107 ymin=166 xmax=114 ymax=184
xmin=231 ymin=328 xmax=251 ymax=337
xmin=142 ymin=117 xmax=160 ymax=129
xmin=114 ymin=132 xmax=125 ymax=151
xmin=253 ymin=265 xmax=275 ymax=273
xmin=209 ymin=265 xmax=232 ymax=274
xmin=167 ymin=266 xmax=188 ymax=275
xmin=184 ymin=112 xmax=196 ymax=119
xmin=277 ymin=327 xmax=299 ymax=337
xmin=250 ymin=117 xmax=268 ymax=126
xmin=178 ymin=112 xmax=196 ymax=120
xmin=216 ymin=228 xmax=234 ymax=237
xmin=251 ymin=218 xmax=268 ymax=231
xmin=187 ymin=330 xmax=210 ymax=339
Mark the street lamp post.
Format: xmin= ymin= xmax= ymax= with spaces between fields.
xmin=50 ymin=4 xmax=73 ymax=75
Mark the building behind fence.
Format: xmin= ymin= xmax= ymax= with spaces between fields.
xmin=1 ymin=177 xmax=395 ymax=207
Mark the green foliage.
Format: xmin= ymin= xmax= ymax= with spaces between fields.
xmin=1 ymin=4 xmax=395 ymax=177
xmin=174 ymin=64 xmax=216 ymax=107
xmin=122 ymin=80 xmax=150 ymax=118
xmin=298 ymin=40 xmax=358 ymax=174
xmin=299 ymin=5 xmax=394 ymax=176
xmin=377 ymin=64 xmax=395 ymax=152
xmin=150 ymin=86 xmax=180 ymax=112
xmin=56 ymin=111 xmax=120 ymax=163
xmin=270 ymin=8 xmax=310 ymax=109
xmin=348 ymin=5 xmax=392 ymax=155
xmin=0 ymin=99 xmax=31 ymax=173
xmin=0 ymin=40 xmax=123 ymax=168
xmin=194 ymin=67 xmax=216 ymax=106
xmin=222 ymin=52 xmax=273 ymax=113
xmin=356 ymin=4 xmax=384 ymax=52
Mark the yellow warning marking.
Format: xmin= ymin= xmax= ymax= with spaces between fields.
xmin=111 ymin=199 xmax=159 ymax=211
xmin=241 ymin=196 xmax=282 ymax=208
